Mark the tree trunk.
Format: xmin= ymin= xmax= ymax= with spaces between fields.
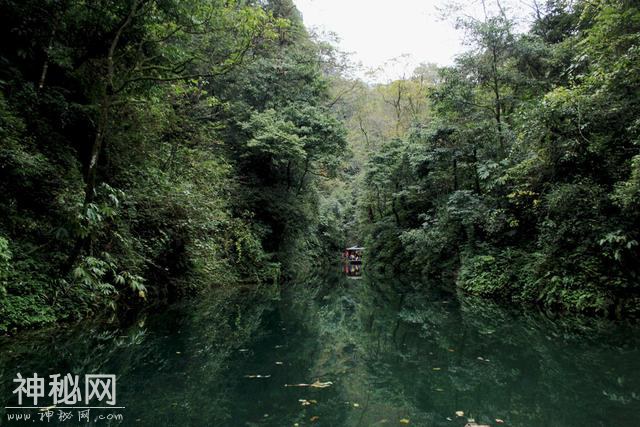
xmin=84 ymin=95 xmax=110 ymax=204
xmin=38 ymin=28 xmax=55 ymax=91
xmin=84 ymin=0 xmax=140 ymax=204
xmin=472 ymin=146 xmax=481 ymax=194
xmin=452 ymin=156 xmax=458 ymax=191
xmin=491 ymin=45 xmax=505 ymax=157
xmin=296 ymin=158 xmax=310 ymax=195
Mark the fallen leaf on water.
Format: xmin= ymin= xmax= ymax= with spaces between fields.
xmin=285 ymin=380 xmax=333 ymax=388
xmin=495 ymin=419 xmax=505 ymax=424
xmin=477 ymin=357 xmax=484 ymax=361
xmin=455 ymin=411 xmax=464 ymax=417
xmin=311 ymin=380 xmax=333 ymax=388
xmin=353 ymin=403 xmax=360 ymax=408
xmin=446 ymin=417 xmax=452 ymax=421
xmin=399 ymin=418 xmax=410 ymax=424
xmin=244 ymin=374 xmax=271 ymax=379
xmin=310 ymin=415 xmax=320 ymax=422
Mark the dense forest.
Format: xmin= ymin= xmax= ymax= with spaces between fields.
xmin=333 ymin=0 xmax=640 ymax=317
xmin=1 ymin=0 xmax=639 ymax=333
xmin=0 ymin=0 xmax=347 ymax=332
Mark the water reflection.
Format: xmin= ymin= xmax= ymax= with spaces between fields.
xmin=343 ymin=262 xmax=362 ymax=278
xmin=1 ymin=272 xmax=640 ymax=426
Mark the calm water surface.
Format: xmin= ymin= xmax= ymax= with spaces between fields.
xmin=1 ymin=270 xmax=640 ymax=426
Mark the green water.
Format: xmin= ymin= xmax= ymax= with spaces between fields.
xmin=2 ymin=270 xmax=640 ymax=426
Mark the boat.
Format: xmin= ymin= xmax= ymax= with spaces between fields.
xmin=343 ymin=262 xmax=362 ymax=279
xmin=343 ymin=246 xmax=364 ymax=263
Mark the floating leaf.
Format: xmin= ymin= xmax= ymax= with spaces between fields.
xmin=399 ymin=418 xmax=410 ymax=424
xmin=245 ymin=374 xmax=271 ymax=379
xmin=310 ymin=380 xmax=333 ymax=388
xmin=286 ymin=380 xmax=333 ymax=388
xmin=495 ymin=419 xmax=505 ymax=424
xmin=455 ymin=411 xmax=464 ymax=417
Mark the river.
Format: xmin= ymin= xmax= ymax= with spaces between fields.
xmin=1 ymin=268 xmax=640 ymax=426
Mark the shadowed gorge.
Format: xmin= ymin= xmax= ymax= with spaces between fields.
xmin=1 ymin=0 xmax=640 ymax=425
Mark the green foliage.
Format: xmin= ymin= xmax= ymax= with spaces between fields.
xmin=457 ymin=248 xmax=539 ymax=301
xmin=0 ymin=0 xmax=342 ymax=331
xmin=354 ymin=0 xmax=640 ymax=316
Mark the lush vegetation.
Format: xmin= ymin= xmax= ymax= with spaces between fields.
xmin=2 ymin=0 xmax=639 ymax=332
xmin=337 ymin=0 xmax=640 ymax=316
xmin=0 ymin=0 xmax=345 ymax=332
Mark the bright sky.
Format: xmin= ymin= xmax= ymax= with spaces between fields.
xmin=293 ymin=0 xmax=533 ymax=82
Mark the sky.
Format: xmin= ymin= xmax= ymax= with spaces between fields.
xmin=292 ymin=0 xmax=533 ymax=82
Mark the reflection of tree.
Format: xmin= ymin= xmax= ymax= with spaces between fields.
xmin=283 ymin=273 xmax=437 ymax=425
xmin=285 ymin=272 xmax=640 ymax=426
xmin=0 ymin=285 xmax=278 ymax=426
xmin=2 ymin=274 xmax=639 ymax=426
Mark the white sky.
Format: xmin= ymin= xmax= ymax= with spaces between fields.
xmin=293 ymin=0 xmax=533 ymax=82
